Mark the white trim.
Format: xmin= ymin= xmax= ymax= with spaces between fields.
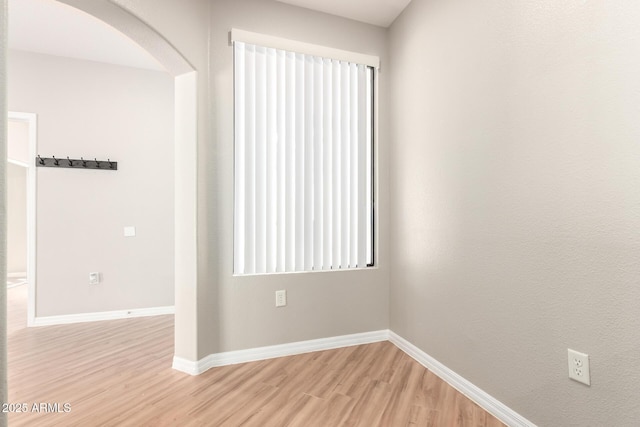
xmin=388 ymin=331 xmax=537 ymax=427
xmin=7 ymin=272 xmax=26 ymax=278
xmin=8 ymin=111 xmax=37 ymax=327
xmin=171 ymin=356 xmax=200 ymax=376
xmin=172 ymin=329 xmax=389 ymax=375
xmin=172 ymin=329 xmax=535 ymax=426
xmin=233 ymin=265 xmax=378 ymax=277
xmin=230 ymin=29 xmax=380 ymax=69
xmin=32 ymin=305 xmax=174 ymax=327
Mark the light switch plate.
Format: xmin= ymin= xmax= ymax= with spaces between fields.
xmin=124 ymin=226 xmax=136 ymax=237
xmin=89 ymin=272 xmax=100 ymax=285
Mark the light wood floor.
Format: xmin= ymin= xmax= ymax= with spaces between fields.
xmin=8 ymin=285 xmax=504 ymax=426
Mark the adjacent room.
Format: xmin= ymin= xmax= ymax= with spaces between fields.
xmin=1 ymin=0 xmax=639 ymax=426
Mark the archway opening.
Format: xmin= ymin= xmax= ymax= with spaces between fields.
xmin=6 ymin=0 xmax=198 ymax=362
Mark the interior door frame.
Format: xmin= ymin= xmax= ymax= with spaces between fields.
xmin=8 ymin=111 xmax=37 ymax=326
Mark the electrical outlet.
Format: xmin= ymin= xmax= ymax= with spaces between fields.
xmin=568 ymin=349 xmax=590 ymax=386
xmin=89 ymin=272 xmax=101 ymax=285
xmin=275 ymin=290 xmax=287 ymax=307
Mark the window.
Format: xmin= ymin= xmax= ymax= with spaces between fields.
xmin=233 ymin=34 xmax=375 ymax=275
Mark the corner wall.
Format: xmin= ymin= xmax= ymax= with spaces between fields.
xmin=389 ymin=0 xmax=640 ymax=425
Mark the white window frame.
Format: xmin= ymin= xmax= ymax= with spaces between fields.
xmin=232 ymin=30 xmax=378 ymax=276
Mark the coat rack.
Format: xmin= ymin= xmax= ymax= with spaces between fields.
xmin=36 ymin=155 xmax=118 ymax=171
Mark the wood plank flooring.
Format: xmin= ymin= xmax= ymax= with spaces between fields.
xmin=7 ymin=285 xmax=504 ymax=426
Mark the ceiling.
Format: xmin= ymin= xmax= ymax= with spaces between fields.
xmin=8 ymin=0 xmax=164 ymax=71
xmin=8 ymin=0 xmax=412 ymax=71
xmin=275 ymin=0 xmax=412 ymax=27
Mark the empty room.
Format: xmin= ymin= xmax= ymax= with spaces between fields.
xmin=1 ymin=0 xmax=639 ymax=426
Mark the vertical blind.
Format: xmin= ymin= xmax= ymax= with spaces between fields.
xmin=234 ymin=41 xmax=373 ymax=275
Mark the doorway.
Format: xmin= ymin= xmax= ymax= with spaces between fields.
xmin=3 ymin=0 xmax=198 ymax=360
xmin=7 ymin=112 xmax=37 ymax=326
xmin=7 ymin=160 xmax=27 ymax=288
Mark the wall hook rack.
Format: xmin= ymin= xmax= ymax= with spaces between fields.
xmin=36 ymin=155 xmax=118 ymax=170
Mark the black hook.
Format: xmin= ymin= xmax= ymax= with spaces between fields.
xmin=67 ymin=156 xmax=73 ymax=167
xmin=37 ymin=155 xmax=44 ymax=165
xmin=94 ymin=158 xmax=99 ymax=168
xmin=108 ymin=159 xmax=114 ymax=169
xmin=52 ymin=156 xmax=59 ymax=166
xmin=81 ymin=157 xmax=87 ymax=167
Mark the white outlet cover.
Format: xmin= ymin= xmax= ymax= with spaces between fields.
xmin=568 ymin=349 xmax=591 ymax=386
xmin=275 ymin=290 xmax=287 ymax=307
xmin=124 ymin=226 xmax=136 ymax=237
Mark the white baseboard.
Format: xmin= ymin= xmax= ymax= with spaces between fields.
xmin=388 ymin=331 xmax=536 ymax=427
xmin=32 ymin=305 xmax=175 ymax=326
xmin=172 ymin=329 xmax=534 ymax=426
xmin=172 ymin=329 xmax=390 ymax=376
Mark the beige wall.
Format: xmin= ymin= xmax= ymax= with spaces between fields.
xmin=8 ymin=50 xmax=175 ymax=316
xmin=1 ymin=1 xmax=634 ymax=424
xmin=113 ymin=0 xmax=389 ymax=356
xmin=389 ymin=0 xmax=640 ymax=425
xmin=7 ymin=163 xmax=26 ymax=274
xmin=207 ymin=0 xmax=389 ymax=354
xmin=7 ymin=0 xmax=639 ymax=424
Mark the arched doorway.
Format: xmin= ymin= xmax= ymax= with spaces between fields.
xmin=2 ymin=0 xmax=199 ymax=365
xmin=54 ymin=0 xmax=200 ymax=365
xmin=1 ymin=4 xmax=200 ymax=420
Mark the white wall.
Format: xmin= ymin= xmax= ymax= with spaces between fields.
xmin=7 ymin=163 xmax=26 ymax=274
xmin=8 ymin=50 xmax=175 ymax=316
xmin=389 ymin=0 xmax=640 ymax=425
xmin=7 ymin=119 xmax=28 ymax=275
